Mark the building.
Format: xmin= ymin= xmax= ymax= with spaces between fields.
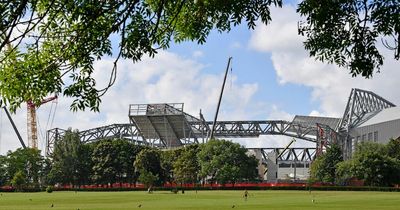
xmin=352 ymin=106 xmax=400 ymax=146
xmin=263 ymin=88 xmax=400 ymax=182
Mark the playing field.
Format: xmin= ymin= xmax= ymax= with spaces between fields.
xmin=0 ymin=190 xmax=399 ymax=210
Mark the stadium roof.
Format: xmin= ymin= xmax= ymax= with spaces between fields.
xmin=292 ymin=115 xmax=341 ymax=130
xmin=358 ymin=107 xmax=400 ymax=127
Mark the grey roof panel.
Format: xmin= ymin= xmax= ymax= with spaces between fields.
xmin=358 ymin=107 xmax=400 ymax=127
xmin=292 ymin=115 xmax=341 ymax=129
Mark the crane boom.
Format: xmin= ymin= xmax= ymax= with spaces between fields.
xmin=2 ymin=107 xmax=26 ymax=149
xmin=210 ymin=57 xmax=232 ymax=140
xmin=264 ymin=138 xmax=296 ymax=175
xmin=276 ymin=138 xmax=296 ymax=160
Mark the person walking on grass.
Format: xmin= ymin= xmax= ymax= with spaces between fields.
xmin=243 ymin=189 xmax=248 ymax=201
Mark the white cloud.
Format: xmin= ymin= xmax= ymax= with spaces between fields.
xmin=230 ymin=42 xmax=242 ymax=49
xmin=0 ymin=51 xmax=266 ymax=154
xmin=192 ymin=50 xmax=204 ymax=58
xmin=249 ymin=4 xmax=400 ymax=117
xmin=249 ymin=5 xmax=303 ymax=53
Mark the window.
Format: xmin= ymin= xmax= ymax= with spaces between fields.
xmin=362 ymin=134 xmax=366 ymax=141
xmin=368 ymin=133 xmax=373 ymax=141
xmin=279 ymin=163 xmax=292 ymax=168
xmin=374 ymin=131 xmax=378 ymax=142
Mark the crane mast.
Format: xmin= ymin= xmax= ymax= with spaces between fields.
xmin=27 ymin=96 xmax=57 ymax=149
xmin=27 ymin=102 xmax=38 ymax=148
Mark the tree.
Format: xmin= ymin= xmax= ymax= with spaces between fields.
xmin=0 ymin=155 xmax=8 ymax=186
xmin=336 ymin=142 xmax=400 ymax=187
xmin=138 ymin=170 xmax=158 ymax=193
xmin=1 ymin=1 xmax=399 ymax=112
xmin=160 ymin=149 xmax=181 ymax=184
xmin=351 ymin=142 xmax=400 ymax=186
xmin=11 ymin=171 xmax=26 ymax=191
xmin=134 ymin=148 xmax=166 ymax=186
xmin=6 ymin=148 xmax=43 ymax=187
xmin=386 ymin=138 xmax=400 ymax=160
xmin=75 ymin=143 xmax=95 ymax=186
xmin=39 ymin=157 xmax=53 ymax=186
xmin=48 ymin=129 xmax=82 ymax=186
xmin=91 ymin=139 xmax=142 ymax=185
xmin=310 ymin=144 xmax=343 ymax=183
xmin=91 ymin=139 xmax=119 ymax=185
xmin=197 ymin=139 xmax=258 ymax=185
xmin=173 ymin=145 xmax=200 ymax=185
xmin=352 ymin=151 xmax=400 ymax=186
xmin=238 ymin=153 xmax=259 ymax=182
xmin=0 ymin=0 xmax=282 ymax=112
xmin=335 ymin=159 xmax=356 ymax=185
xmin=298 ymin=0 xmax=399 ymax=78
xmin=112 ymin=139 xmax=143 ymax=185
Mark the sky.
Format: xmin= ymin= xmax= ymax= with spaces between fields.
xmin=1 ymin=2 xmax=399 ymax=155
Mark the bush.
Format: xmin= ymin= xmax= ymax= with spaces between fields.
xmin=46 ymin=186 xmax=53 ymax=193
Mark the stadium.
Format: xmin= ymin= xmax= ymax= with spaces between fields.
xmin=46 ymin=88 xmax=400 ymax=182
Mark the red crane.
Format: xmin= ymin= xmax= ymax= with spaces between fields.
xmin=27 ymin=95 xmax=58 ymax=149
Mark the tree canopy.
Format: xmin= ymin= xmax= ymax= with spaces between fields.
xmin=386 ymin=138 xmax=400 ymax=160
xmin=134 ymin=148 xmax=166 ymax=186
xmin=198 ymin=139 xmax=258 ymax=185
xmin=1 ymin=0 xmax=398 ymax=112
xmin=335 ymin=142 xmax=400 ymax=186
xmin=298 ymin=0 xmax=399 ymax=77
xmin=310 ymin=144 xmax=343 ymax=183
xmin=0 ymin=0 xmax=282 ymax=112
xmin=0 ymin=138 xmax=261 ymax=190
xmin=48 ymin=129 xmax=81 ymax=185
xmin=173 ymin=145 xmax=200 ymax=185
xmin=5 ymin=147 xmax=43 ymax=187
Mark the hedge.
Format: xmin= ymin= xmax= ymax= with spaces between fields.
xmin=1 ymin=185 xmax=400 ymax=192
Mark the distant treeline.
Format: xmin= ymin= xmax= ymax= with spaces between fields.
xmin=0 ymin=129 xmax=259 ymax=191
xmin=310 ymin=138 xmax=400 ymax=187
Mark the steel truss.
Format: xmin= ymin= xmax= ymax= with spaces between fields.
xmin=248 ymin=147 xmax=317 ymax=165
xmin=46 ymin=120 xmax=337 ymax=155
xmin=250 ymin=148 xmax=316 ymax=163
xmin=46 ymin=124 xmax=141 ymax=156
xmin=339 ymin=88 xmax=395 ymax=130
xmin=338 ymin=88 xmax=396 ymax=158
xmin=46 ymin=103 xmax=341 ymax=156
xmin=193 ymin=120 xmax=339 ymax=144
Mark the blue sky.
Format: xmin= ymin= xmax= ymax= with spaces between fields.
xmin=168 ymin=24 xmax=317 ymax=116
xmin=1 ymin=2 xmax=399 ymax=154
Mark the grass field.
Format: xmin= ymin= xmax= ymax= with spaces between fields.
xmin=0 ymin=190 xmax=399 ymax=210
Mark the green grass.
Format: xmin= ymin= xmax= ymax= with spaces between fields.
xmin=0 ymin=190 xmax=399 ymax=210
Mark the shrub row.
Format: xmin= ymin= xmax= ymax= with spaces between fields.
xmin=2 ymin=185 xmax=400 ymax=192
xmin=0 ymin=187 xmax=43 ymax=192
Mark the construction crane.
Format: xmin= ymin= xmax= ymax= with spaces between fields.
xmin=27 ymin=96 xmax=57 ymax=149
xmin=264 ymin=138 xmax=296 ymax=175
xmin=209 ymin=57 xmax=232 ymax=140
xmin=2 ymin=34 xmax=58 ymax=149
xmin=0 ymin=99 xmax=26 ymax=149
xmin=1 ymin=38 xmax=27 ymax=149
xmin=276 ymin=138 xmax=297 ymax=161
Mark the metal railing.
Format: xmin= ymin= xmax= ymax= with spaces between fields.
xmin=129 ymin=103 xmax=184 ymax=116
